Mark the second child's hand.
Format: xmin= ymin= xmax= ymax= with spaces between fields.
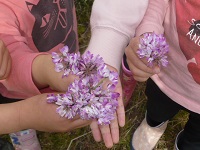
xmin=125 ymin=36 xmax=160 ymax=82
xmin=90 ymin=65 xmax=125 ymax=148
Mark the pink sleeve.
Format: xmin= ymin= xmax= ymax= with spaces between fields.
xmin=136 ymin=0 xmax=169 ymax=36
xmin=1 ymin=38 xmax=48 ymax=97
xmin=86 ymin=0 xmax=149 ymax=71
xmin=0 ymin=5 xmax=48 ymax=97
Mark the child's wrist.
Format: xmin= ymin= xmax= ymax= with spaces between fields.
xmin=32 ymin=54 xmax=51 ymax=89
xmin=18 ymin=97 xmax=39 ymax=130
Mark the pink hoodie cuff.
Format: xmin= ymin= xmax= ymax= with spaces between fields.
xmin=121 ymin=57 xmax=132 ymax=76
xmin=136 ymin=24 xmax=164 ymax=37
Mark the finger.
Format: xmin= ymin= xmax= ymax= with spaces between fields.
xmin=125 ymin=38 xmax=140 ymax=59
xmin=3 ymin=57 xmax=11 ymax=79
xmin=116 ymin=100 xmax=125 ymax=127
xmin=129 ymin=37 xmax=140 ymax=51
xmin=127 ymin=54 xmax=156 ymax=75
xmin=99 ymin=124 xmax=113 ymax=148
xmin=128 ymin=64 xmax=153 ymax=80
xmin=110 ymin=116 xmax=119 ymax=144
xmin=0 ymin=40 xmax=5 ymax=69
xmin=0 ymin=50 xmax=10 ymax=79
xmin=140 ymin=58 xmax=161 ymax=74
xmin=90 ymin=121 xmax=102 ymax=142
xmin=116 ymin=96 xmax=125 ymax=127
xmin=116 ymin=80 xmax=125 ymax=127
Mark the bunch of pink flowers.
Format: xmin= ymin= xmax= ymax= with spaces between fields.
xmin=47 ymin=46 xmax=119 ymax=125
xmin=137 ymin=32 xmax=169 ymax=67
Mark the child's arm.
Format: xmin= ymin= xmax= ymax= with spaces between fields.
xmin=0 ymin=4 xmax=47 ymax=97
xmin=85 ymin=0 xmax=149 ymax=148
xmin=136 ymin=0 xmax=169 ymax=36
xmin=86 ymin=0 xmax=149 ymax=71
xmin=0 ymin=93 xmax=91 ymax=134
xmin=0 ymin=40 xmax=11 ymax=80
xmin=125 ymin=36 xmax=161 ymax=82
xmin=0 ymin=5 xmax=75 ymax=98
xmin=126 ymin=0 xmax=169 ymax=82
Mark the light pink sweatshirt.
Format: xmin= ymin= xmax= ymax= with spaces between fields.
xmin=0 ymin=0 xmax=149 ymax=100
xmin=136 ymin=0 xmax=200 ymax=114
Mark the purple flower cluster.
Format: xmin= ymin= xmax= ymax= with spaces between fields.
xmin=137 ymin=32 xmax=169 ymax=67
xmin=48 ymin=46 xmax=119 ymax=125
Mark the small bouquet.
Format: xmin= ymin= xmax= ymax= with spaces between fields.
xmin=137 ymin=32 xmax=169 ymax=67
xmin=47 ymin=46 xmax=119 ymax=125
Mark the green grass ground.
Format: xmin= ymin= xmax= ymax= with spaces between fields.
xmin=2 ymin=1 xmax=189 ymax=149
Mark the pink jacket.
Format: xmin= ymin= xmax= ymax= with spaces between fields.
xmin=136 ymin=0 xmax=200 ymax=113
xmin=0 ymin=0 xmax=149 ymax=99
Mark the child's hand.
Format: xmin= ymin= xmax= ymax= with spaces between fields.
xmin=19 ymin=93 xmax=92 ymax=132
xmin=90 ymin=65 xmax=125 ymax=148
xmin=32 ymin=54 xmax=76 ymax=92
xmin=125 ymin=36 xmax=160 ymax=82
xmin=0 ymin=40 xmax=11 ymax=80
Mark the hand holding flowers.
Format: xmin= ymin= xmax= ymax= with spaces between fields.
xmin=125 ymin=32 xmax=169 ymax=82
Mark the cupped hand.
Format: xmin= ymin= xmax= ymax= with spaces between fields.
xmin=90 ymin=65 xmax=125 ymax=148
xmin=125 ymin=36 xmax=160 ymax=82
xmin=32 ymin=54 xmax=77 ymax=92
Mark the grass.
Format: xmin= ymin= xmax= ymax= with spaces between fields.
xmin=75 ymin=0 xmax=93 ymax=53
xmin=2 ymin=0 xmax=189 ymax=149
